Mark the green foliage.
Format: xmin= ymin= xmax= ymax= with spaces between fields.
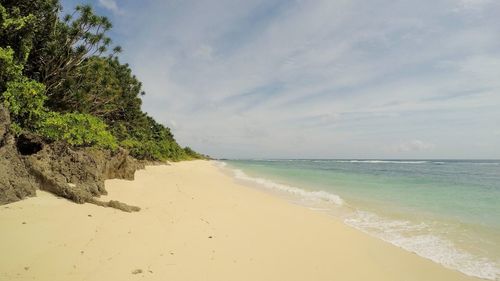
xmin=1 ymin=0 xmax=61 ymax=80
xmin=117 ymin=115 xmax=187 ymax=161
xmin=38 ymin=112 xmax=118 ymax=149
xmin=0 ymin=3 xmax=36 ymax=64
xmin=0 ymin=4 xmax=31 ymax=30
xmin=2 ymin=78 xmax=47 ymax=129
xmin=120 ymin=139 xmax=164 ymax=161
xmin=9 ymin=122 xmax=23 ymax=136
xmin=32 ymin=4 xmax=119 ymax=95
xmin=121 ymin=138 xmax=187 ymax=161
xmin=51 ymin=56 xmax=143 ymax=122
xmin=0 ymin=47 xmax=23 ymax=92
xmin=183 ymin=147 xmax=206 ymax=159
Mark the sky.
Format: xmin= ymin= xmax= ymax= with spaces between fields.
xmin=61 ymin=0 xmax=500 ymax=159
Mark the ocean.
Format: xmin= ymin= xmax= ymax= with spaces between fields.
xmin=218 ymin=159 xmax=500 ymax=280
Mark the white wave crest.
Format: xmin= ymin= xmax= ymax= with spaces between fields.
xmin=336 ymin=160 xmax=428 ymax=164
xmin=469 ymin=162 xmax=500 ymax=166
xmin=213 ymin=161 xmax=227 ymax=168
xmin=231 ymin=169 xmax=344 ymax=206
xmin=345 ymin=211 xmax=500 ymax=280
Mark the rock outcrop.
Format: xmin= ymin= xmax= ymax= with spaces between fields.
xmin=0 ymin=107 xmax=37 ymax=204
xmin=0 ymin=105 xmax=144 ymax=211
xmin=24 ymin=141 xmax=109 ymax=203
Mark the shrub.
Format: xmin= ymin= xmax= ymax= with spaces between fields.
xmin=38 ymin=112 xmax=118 ymax=149
xmin=2 ymin=78 xmax=46 ymax=129
xmin=183 ymin=146 xmax=205 ymax=159
xmin=120 ymin=138 xmax=188 ymax=161
xmin=0 ymin=47 xmax=24 ymax=91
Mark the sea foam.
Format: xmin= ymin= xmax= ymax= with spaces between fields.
xmin=214 ymin=161 xmax=344 ymax=206
xmin=345 ymin=211 xmax=500 ymax=280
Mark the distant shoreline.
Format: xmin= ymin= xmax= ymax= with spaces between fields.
xmin=217 ymin=158 xmax=500 ymax=161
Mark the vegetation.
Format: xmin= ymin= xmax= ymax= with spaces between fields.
xmin=38 ymin=112 xmax=118 ymax=149
xmin=0 ymin=0 xmax=204 ymax=161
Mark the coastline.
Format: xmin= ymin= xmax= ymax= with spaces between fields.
xmin=0 ymin=160 xmax=481 ymax=281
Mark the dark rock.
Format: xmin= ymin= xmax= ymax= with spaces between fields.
xmin=89 ymin=198 xmax=140 ymax=212
xmin=88 ymin=148 xmax=139 ymax=181
xmin=24 ymin=143 xmax=144 ymax=211
xmin=107 ymin=200 xmax=140 ymax=212
xmin=0 ymin=144 xmax=37 ymax=204
xmin=131 ymin=269 xmax=143 ymax=274
xmin=0 ymin=105 xmax=9 ymax=145
xmin=24 ymin=142 xmax=106 ymax=203
xmin=0 ymin=106 xmax=37 ymax=204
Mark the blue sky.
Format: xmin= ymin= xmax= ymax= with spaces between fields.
xmin=61 ymin=0 xmax=500 ymax=159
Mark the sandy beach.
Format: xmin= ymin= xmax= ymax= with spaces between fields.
xmin=0 ymin=160 xmax=481 ymax=281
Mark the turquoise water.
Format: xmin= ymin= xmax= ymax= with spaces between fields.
xmin=221 ymin=159 xmax=500 ymax=280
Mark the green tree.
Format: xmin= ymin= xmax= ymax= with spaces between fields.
xmin=0 ymin=2 xmax=37 ymax=65
xmin=36 ymin=4 xmax=120 ymax=97
xmin=53 ymin=56 xmax=143 ymax=122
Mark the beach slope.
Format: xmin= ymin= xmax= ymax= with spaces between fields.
xmin=0 ymin=161 xmax=480 ymax=281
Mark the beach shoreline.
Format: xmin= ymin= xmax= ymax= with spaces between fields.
xmin=0 ymin=160 xmax=482 ymax=281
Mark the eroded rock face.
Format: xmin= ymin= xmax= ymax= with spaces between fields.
xmin=0 ymin=105 xmax=143 ymax=211
xmin=24 ymin=142 xmax=106 ymax=203
xmin=24 ymin=143 xmax=142 ymax=211
xmin=0 ymin=105 xmax=8 ymax=145
xmin=0 ymin=143 xmax=38 ymax=204
xmin=90 ymin=148 xmax=140 ymax=181
xmin=0 ymin=106 xmax=37 ymax=204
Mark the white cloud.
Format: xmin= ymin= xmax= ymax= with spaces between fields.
xmin=456 ymin=0 xmax=493 ymax=10
xmin=392 ymin=140 xmax=436 ymax=153
xmin=192 ymin=45 xmax=214 ymax=61
xmin=98 ymin=0 xmax=122 ymax=14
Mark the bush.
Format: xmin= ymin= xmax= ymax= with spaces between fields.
xmin=2 ymin=78 xmax=46 ymax=129
xmin=184 ymin=146 xmax=205 ymax=159
xmin=120 ymin=138 xmax=188 ymax=161
xmin=0 ymin=47 xmax=24 ymax=91
xmin=38 ymin=112 xmax=118 ymax=149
